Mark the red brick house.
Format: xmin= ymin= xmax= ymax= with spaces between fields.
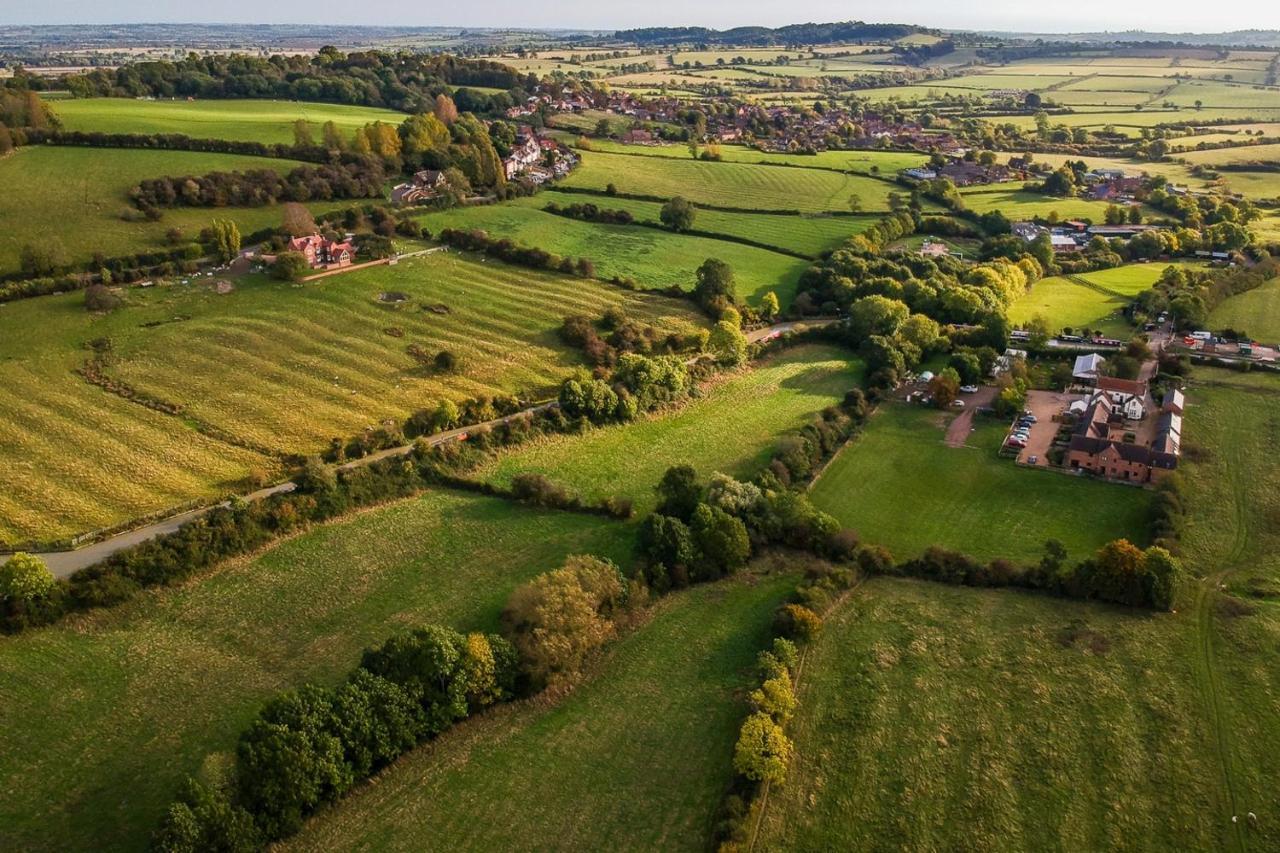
xmin=288 ymin=234 xmax=354 ymax=270
xmin=1065 ymin=395 xmax=1178 ymax=484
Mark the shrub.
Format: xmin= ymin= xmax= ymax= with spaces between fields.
xmin=773 ymin=603 xmax=823 ymax=643
xmin=749 ymin=674 xmax=797 ymax=723
xmin=273 ymin=251 xmax=310 ymax=282
xmin=733 ymin=712 xmax=792 ymax=785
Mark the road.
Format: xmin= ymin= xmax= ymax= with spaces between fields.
xmin=2 ymin=320 xmax=838 ymax=579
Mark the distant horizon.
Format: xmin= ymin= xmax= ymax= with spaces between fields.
xmin=1 ymin=1 xmax=1277 ymax=38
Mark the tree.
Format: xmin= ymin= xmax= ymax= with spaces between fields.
xmin=272 ymin=251 xmax=310 ymax=282
xmin=84 ymin=283 xmax=122 ymax=313
xmin=690 ymin=503 xmax=751 ymax=578
xmin=152 ymin=777 xmax=261 ymax=853
xmin=433 ymin=93 xmax=458 ymax=126
xmin=639 ymin=513 xmax=695 ymax=576
xmin=1143 ymin=546 xmax=1182 ymax=611
xmin=693 ymin=258 xmax=735 ymax=312
xmin=660 ymin=196 xmax=696 ymax=232
xmin=292 ymin=119 xmax=314 ymax=148
xmin=18 ymin=240 xmax=67 ymax=277
xmin=209 ymin=218 xmax=241 ymax=263
xmin=434 ymin=350 xmax=458 ymax=372
xmin=733 ymin=712 xmax=792 ymax=784
xmin=847 ymin=193 xmax=862 ymax=213
xmin=399 ymin=113 xmax=450 ymax=156
xmin=848 ymin=295 xmax=909 ymax=340
xmin=281 ymin=202 xmax=316 ymax=237
xmin=708 ymin=320 xmax=748 ymax=366
xmin=749 ymin=675 xmax=797 ymax=723
xmin=321 ymin=120 xmax=346 ymax=151
xmin=655 ymin=465 xmax=702 ymax=521
xmin=760 ymin=291 xmax=780 ymax=322
xmin=928 ymin=367 xmax=961 ymax=408
xmin=594 ymin=118 xmax=612 ymax=137
xmin=0 ymin=552 xmax=56 ymax=604
xmin=1089 ymin=539 xmax=1148 ymax=607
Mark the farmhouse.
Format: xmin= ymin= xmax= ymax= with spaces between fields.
xmin=1065 ymin=393 xmax=1179 ymax=484
xmin=502 ymin=128 xmax=543 ymax=180
xmin=287 ymin=234 xmax=354 ymax=270
xmin=390 ymin=169 xmax=447 ymax=204
xmin=1095 ymin=375 xmax=1149 ymax=420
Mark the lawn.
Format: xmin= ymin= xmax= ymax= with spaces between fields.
xmin=476 ymin=345 xmax=863 ymax=515
xmin=49 ymin=98 xmax=406 ymax=145
xmin=0 ymin=253 xmax=701 ymax=544
xmin=809 ymin=404 xmax=1153 ymax=563
xmin=532 ymin=190 xmax=876 ymax=258
xmin=558 ymin=149 xmax=893 ymax=213
xmin=0 ymin=491 xmax=635 ymax=853
xmin=0 ymin=145 xmax=349 ymax=275
xmin=283 ymin=566 xmax=798 ymax=852
xmin=414 ymin=201 xmax=809 ymax=306
xmin=755 ymin=577 xmax=1228 ymax=850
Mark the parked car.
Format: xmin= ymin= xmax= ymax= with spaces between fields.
xmin=1028 ymin=455 xmax=1039 ymax=464
xmin=1006 ymin=437 xmax=1027 ymax=448
xmin=959 ymin=384 xmax=979 ymax=394
xmin=950 ymin=399 xmax=965 ymax=408
xmin=1022 ymin=414 xmax=1038 ymax=423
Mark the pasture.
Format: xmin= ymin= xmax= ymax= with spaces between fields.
xmin=957 ymin=186 xmax=1125 ymax=221
xmin=414 ymin=202 xmax=808 ymax=306
xmin=0 ymin=492 xmax=634 ymax=852
xmin=0 ymin=145 xmax=348 ymax=276
xmin=558 ymin=150 xmax=893 ymax=213
xmin=49 ymin=98 xmax=406 ymax=145
xmin=476 ymin=345 xmax=863 ymax=515
xmin=1009 ymin=264 xmax=1187 ymax=337
xmin=570 ymin=137 xmax=928 ymax=175
xmin=0 ymin=253 xmax=701 ymax=543
xmin=284 ymin=567 xmax=798 ymax=852
xmin=755 ymin=577 xmax=1229 ymax=850
xmin=809 ymin=404 xmax=1152 ymax=563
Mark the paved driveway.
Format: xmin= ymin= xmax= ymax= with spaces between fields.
xmin=1016 ymin=390 xmax=1082 ymax=466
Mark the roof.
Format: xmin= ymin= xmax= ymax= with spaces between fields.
xmin=1073 ymin=353 xmax=1104 ymax=376
xmin=1163 ymin=388 xmax=1185 ymax=411
xmin=1096 ymin=376 xmax=1148 ymax=397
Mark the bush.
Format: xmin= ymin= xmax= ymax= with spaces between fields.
xmin=733 ymin=712 xmax=792 ymax=785
xmin=273 ymin=251 xmax=310 ymax=282
xmin=773 ymin=603 xmax=823 ymax=643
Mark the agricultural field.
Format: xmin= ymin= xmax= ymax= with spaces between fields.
xmin=1009 ymin=264 xmax=1190 ymax=337
xmin=0 ymin=145 xmax=348 ymax=276
xmin=284 ymin=566 xmax=799 ymax=852
xmin=0 ymin=253 xmax=701 ymax=543
xmin=476 ymin=345 xmax=863 ymax=515
xmin=957 ymin=186 xmax=1121 ymax=221
xmin=532 ymin=190 xmax=875 ymax=258
xmin=0 ymin=491 xmax=636 ymax=852
xmin=755 ymin=577 xmax=1228 ymax=850
xmin=570 ymin=136 xmax=928 ymax=175
xmin=1177 ymin=141 xmax=1280 ymax=166
xmin=49 ymin=98 xmax=406 ymax=145
xmin=809 ymin=405 xmax=1153 ymax=563
xmin=414 ymin=201 xmax=808 ymax=306
xmin=1209 ymin=277 xmax=1280 ymax=342
xmin=559 ymin=149 xmax=894 ymax=213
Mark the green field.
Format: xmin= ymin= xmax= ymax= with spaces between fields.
xmin=568 ymin=136 xmax=928 ymax=175
xmin=756 ymin=577 xmax=1227 ymax=850
xmin=0 ymin=146 xmax=350 ymax=275
xmin=476 ymin=345 xmax=862 ymax=515
xmin=533 ymin=190 xmax=876 ymax=258
xmin=50 ymin=98 xmax=406 ymax=145
xmin=559 ymin=149 xmax=894 ymax=213
xmin=958 ymin=186 xmax=1124 ymax=221
xmin=0 ymin=253 xmax=700 ymax=543
xmin=809 ymin=404 xmax=1153 ymax=563
xmin=1009 ymin=265 xmax=1173 ymax=336
xmin=0 ymin=491 xmax=634 ymax=852
xmin=414 ymin=201 xmax=809 ymax=306
xmin=284 ymin=566 xmax=798 ymax=852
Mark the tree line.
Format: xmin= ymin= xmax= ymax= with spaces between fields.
xmin=129 ymin=157 xmax=387 ymax=212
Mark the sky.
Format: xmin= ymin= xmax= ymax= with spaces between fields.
xmin=2 ymin=0 xmax=1277 ymax=34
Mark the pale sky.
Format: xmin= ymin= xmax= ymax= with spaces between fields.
xmin=1 ymin=0 xmax=1277 ymax=35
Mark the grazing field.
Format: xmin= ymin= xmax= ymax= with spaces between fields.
xmin=285 ymin=566 xmax=798 ymax=852
xmin=0 ymin=491 xmax=635 ymax=853
xmin=532 ymin=190 xmax=874 ymax=258
xmin=809 ymin=404 xmax=1153 ymax=563
xmin=414 ymin=202 xmax=808 ymax=306
xmin=1178 ymin=142 xmax=1280 ymax=166
xmin=569 ymin=137 xmax=928 ymax=174
xmin=559 ymin=149 xmax=894 ymax=213
xmin=49 ymin=98 xmax=406 ymax=145
xmin=755 ymin=577 xmax=1228 ymax=851
xmin=1008 ymin=264 xmax=1181 ymax=336
xmin=957 ymin=186 xmax=1123 ymax=221
xmin=0 ymin=145 xmax=350 ymax=275
xmin=0 ymin=254 xmax=700 ymax=543
xmin=477 ymin=345 xmax=863 ymax=515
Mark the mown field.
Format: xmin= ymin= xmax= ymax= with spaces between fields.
xmin=284 ymin=566 xmax=798 ymax=852
xmin=569 ymin=137 xmax=927 ymax=175
xmin=0 ymin=253 xmax=701 ymax=543
xmin=49 ymin=98 xmax=406 ymax=145
xmin=476 ymin=345 xmax=862 ymax=515
xmin=1206 ymin=279 xmax=1280 ymax=343
xmin=0 ymin=145 xmax=347 ymax=275
xmin=414 ymin=201 xmax=808 ymax=306
xmin=0 ymin=492 xmax=635 ymax=852
xmin=559 ymin=149 xmax=894 ymax=213
xmin=533 ymin=190 xmax=874 ymax=258
xmin=809 ymin=404 xmax=1153 ymax=563
xmin=957 ymin=186 xmax=1127 ymax=221
xmin=1009 ymin=264 xmax=1186 ymax=337
xmin=755 ymin=577 xmax=1227 ymax=851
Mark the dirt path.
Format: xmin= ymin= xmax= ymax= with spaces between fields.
xmin=944 ymin=386 xmax=996 ymax=447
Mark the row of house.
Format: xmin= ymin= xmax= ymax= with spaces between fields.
xmin=1012 ymin=219 xmax=1166 ymax=253
xmin=1064 ymin=375 xmax=1184 ymax=484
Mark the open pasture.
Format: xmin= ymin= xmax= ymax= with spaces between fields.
xmin=573 ymin=136 xmax=927 ymax=174
xmin=1176 ymin=141 xmax=1280 ymax=166
xmin=0 ymin=491 xmax=634 ymax=852
xmin=809 ymin=404 xmax=1153 ymax=563
xmin=0 ymin=145 xmax=348 ymax=276
xmin=476 ymin=345 xmax=862 ymax=515
xmin=1207 ymin=277 xmax=1280 ymax=342
xmin=415 ymin=202 xmax=808 ymax=306
xmin=957 ymin=186 xmax=1120 ymax=221
xmin=755 ymin=577 xmax=1229 ymax=850
xmin=0 ymin=253 xmax=699 ymax=542
xmin=559 ymin=149 xmax=894 ymax=213
xmin=49 ymin=98 xmax=406 ymax=145
xmin=284 ymin=568 xmax=798 ymax=852
xmin=1163 ymin=80 xmax=1280 ymax=109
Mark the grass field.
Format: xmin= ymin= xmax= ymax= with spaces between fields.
xmin=958 ymin=186 xmax=1126 ymax=221
xmin=559 ymin=150 xmax=894 ymax=213
xmin=49 ymin=98 xmax=406 ymax=145
xmin=0 ymin=253 xmax=700 ymax=543
xmin=532 ymin=190 xmax=875 ymax=258
xmin=0 ymin=491 xmax=635 ymax=852
xmin=755 ymin=577 xmax=1228 ymax=850
xmin=284 ymin=565 xmax=799 ymax=852
xmin=476 ymin=345 xmax=862 ymax=515
xmin=809 ymin=404 xmax=1153 ymax=563
xmin=568 ymin=137 xmax=928 ymax=175
xmin=1008 ymin=264 xmax=1187 ymax=337
xmin=414 ymin=201 xmax=809 ymax=306
xmin=0 ymin=145 xmax=349 ymax=275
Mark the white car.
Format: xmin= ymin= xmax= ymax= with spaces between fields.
xmin=950 ymin=399 xmax=965 ymax=409
xmin=959 ymin=384 xmax=979 ymax=394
